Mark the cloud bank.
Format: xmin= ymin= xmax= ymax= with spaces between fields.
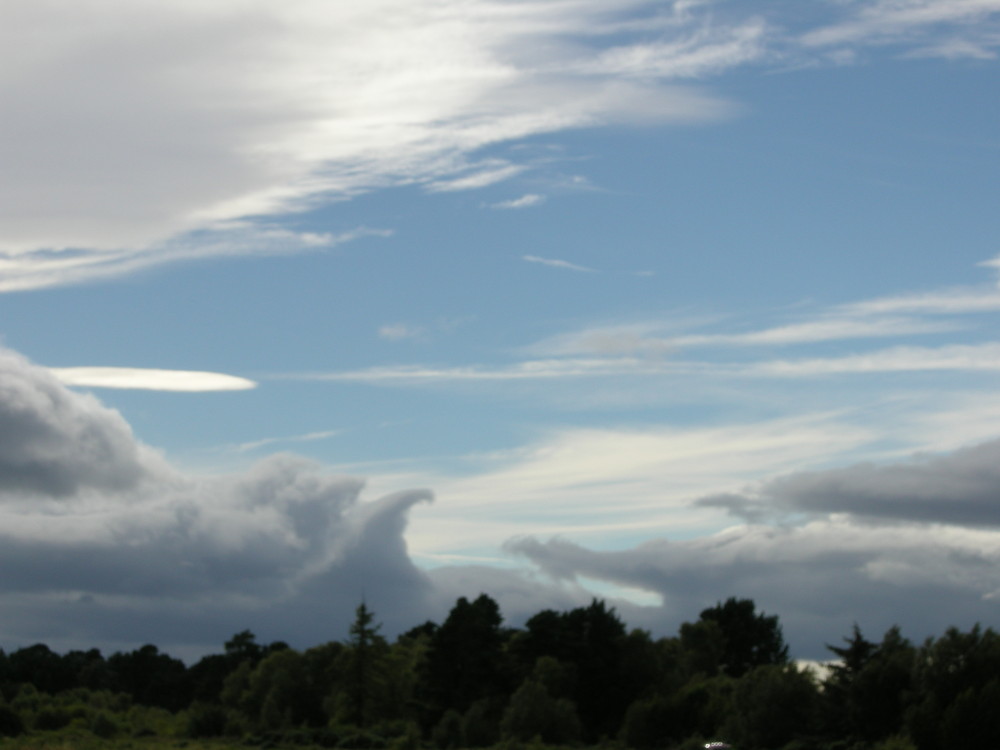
xmin=4 ymin=344 xmax=1000 ymax=658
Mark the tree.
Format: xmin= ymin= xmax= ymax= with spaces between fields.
xmin=340 ymin=601 xmax=390 ymax=728
xmin=500 ymin=666 xmax=582 ymax=744
xmin=697 ymin=598 xmax=788 ymax=678
xmin=824 ymin=625 xmax=914 ymax=743
xmin=908 ymin=624 xmax=1000 ymax=750
xmin=725 ymin=664 xmax=819 ymax=750
xmin=423 ymin=594 xmax=508 ymax=721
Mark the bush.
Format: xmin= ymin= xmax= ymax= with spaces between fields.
xmin=34 ymin=706 xmax=72 ymax=730
xmin=186 ymin=701 xmax=229 ymax=737
xmin=90 ymin=711 xmax=119 ymax=738
xmin=0 ymin=704 xmax=25 ymax=737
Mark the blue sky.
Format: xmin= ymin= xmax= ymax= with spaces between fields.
xmin=3 ymin=0 xmax=1000 ymax=660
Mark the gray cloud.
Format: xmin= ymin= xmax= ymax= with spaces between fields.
xmin=7 ymin=343 xmax=1000 ymax=660
xmin=0 ymin=347 xmax=443 ymax=653
xmin=698 ymin=438 xmax=1000 ymax=527
xmin=0 ymin=348 xmax=165 ymax=497
xmin=507 ymin=519 xmax=1000 ymax=659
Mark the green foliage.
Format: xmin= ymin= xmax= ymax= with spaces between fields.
xmin=4 ymin=597 xmax=1000 ymax=750
xmin=697 ymin=597 xmax=789 ymax=678
xmin=0 ymin=702 xmax=25 ymax=737
xmin=823 ymin=625 xmax=915 ymax=743
xmin=501 ymin=675 xmax=582 ymax=744
xmin=724 ymin=663 xmax=819 ymax=750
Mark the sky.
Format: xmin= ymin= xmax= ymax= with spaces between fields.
xmin=2 ymin=0 xmax=1000 ymax=662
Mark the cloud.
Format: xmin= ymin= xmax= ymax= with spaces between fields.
xmin=491 ymin=193 xmax=546 ymax=209
xmin=0 ymin=346 xmax=439 ymax=652
xmin=2 ymin=0 xmax=738 ymax=292
xmin=523 ymin=255 xmax=596 ymax=273
xmin=0 ymin=224 xmax=392 ymax=294
xmin=585 ymin=19 xmax=769 ymax=78
xmin=506 ymin=516 xmax=1000 ymax=658
xmin=528 ymin=315 xmax=955 ymax=358
xmin=50 ymin=367 xmax=257 ymax=392
xmin=426 ymin=162 xmax=527 ymax=192
xmin=9 ymin=342 xmax=1000 ymax=659
xmin=801 ymin=0 xmax=1000 ymax=49
xmin=378 ymin=323 xmax=426 ymax=342
xmin=697 ymin=436 xmax=1000 ymax=528
xmin=233 ymin=430 xmax=341 ymax=454
xmin=749 ymin=342 xmax=1000 ymax=377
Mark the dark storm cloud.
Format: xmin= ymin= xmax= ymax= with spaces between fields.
xmin=697 ymin=438 xmax=1000 ymax=527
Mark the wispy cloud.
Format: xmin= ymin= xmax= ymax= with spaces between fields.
xmin=379 ymin=323 xmax=426 ymax=341
xmin=523 ymin=255 xmax=596 ymax=273
xmin=750 ymin=343 xmax=1000 ymax=377
xmin=801 ymin=0 xmax=1000 ymax=49
xmin=585 ymin=19 xmax=769 ymax=78
xmin=426 ymin=163 xmax=527 ymax=193
xmin=50 ymin=366 xmax=257 ymax=392
xmin=2 ymin=0 xmax=744 ymax=292
xmin=233 ymin=430 xmax=341 ymax=453
xmin=290 ymin=358 xmax=681 ymax=384
xmin=0 ymin=225 xmax=392 ymax=294
xmin=491 ymin=193 xmax=546 ymax=210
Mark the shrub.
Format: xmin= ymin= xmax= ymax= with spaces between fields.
xmin=0 ymin=704 xmax=25 ymax=737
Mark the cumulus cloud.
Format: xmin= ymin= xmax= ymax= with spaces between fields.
xmin=0 ymin=346 xmax=439 ymax=652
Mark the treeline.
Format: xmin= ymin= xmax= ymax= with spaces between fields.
xmin=1 ymin=595 xmax=999 ymax=750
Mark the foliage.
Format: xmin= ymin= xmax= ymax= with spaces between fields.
xmin=697 ymin=597 xmax=789 ymax=678
xmin=2 ymin=597 xmax=999 ymax=750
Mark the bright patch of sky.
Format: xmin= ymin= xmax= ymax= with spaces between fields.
xmin=2 ymin=0 xmax=1000 ymax=658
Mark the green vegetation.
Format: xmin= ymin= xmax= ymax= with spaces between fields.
xmin=0 ymin=597 xmax=997 ymax=750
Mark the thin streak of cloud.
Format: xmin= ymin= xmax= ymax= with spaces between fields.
xmin=426 ymin=163 xmax=527 ymax=193
xmin=50 ymin=367 xmax=257 ymax=392
xmin=234 ymin=430 xmax=341 ymax=453
xmin=491 ymin=193 xmax=546 ymax=209
xmin=0 ymin=226 xmax=392 ymax=294
xmin=841 ymin=288 xmax=1000 ymax=315
xmin=750 ymin=343 xmax=1000 ymax=377
xmin=284 ymin=358 xmax=692 ymax=384
xmin=802 ymin=0 xmax=1000 ymax=47
xmin=523 ymin=254 xmax=596 ymax=273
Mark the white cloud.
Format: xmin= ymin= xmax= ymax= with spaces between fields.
xmin=288 ymin=358 xmax=687 ymax=384
xmin=0 ymin=224 xmax=392 ymax=294
xmin=801 ymin=0 xmax=1000 ymax=48
xmin=51 ymin=366 xmax=257 ymax=392
xmin=233 ymin=430 xmax=341 ymax=454
xmin=586 ymin=19 xmax=769 ymax=78
xmin=750 ymin=342 xmax=1000 ymax=377
xmin=1 ymin=0 xmax=738 ymax=292
xmin=523 ymin=254 xmax=596 ymax=273
xmin=378 ymin=323 xmax=426 ymax=341
xmin=491 ymin=193 xmax=546 ymax=209
xmin=426 ymin=162 xmax=527 ymax=192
